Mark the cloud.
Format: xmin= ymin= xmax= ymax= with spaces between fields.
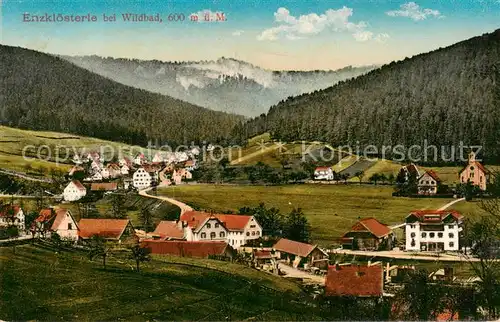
xmin=257 ymin=7 xmax=386 ymax=42
xmin=374 ymin=33 xmax=390 ymax=43
xmin=232 ymin=30 xmax=244 ymax=36
xmin=189 ymin=9 xmax=226 ymax=22
xmin=386 ymin=2 xmax=443 ymax=21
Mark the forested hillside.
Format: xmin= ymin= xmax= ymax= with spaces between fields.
xmin=0 ymin=45 xmax=244 ymax=146
xmin=243 ymin=29 xmax=500 ymax=163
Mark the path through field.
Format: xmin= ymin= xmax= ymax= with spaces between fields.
xmin=138 ymin=186 xmax=192 ymax=214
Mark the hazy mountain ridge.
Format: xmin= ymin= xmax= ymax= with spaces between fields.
xmin=63 ymin=55 xmax=377 ymax=117
xmin=242 ymin=29 xmax=500 ymax=162
xmin=0 ymin=45 xmax=244 ymax=147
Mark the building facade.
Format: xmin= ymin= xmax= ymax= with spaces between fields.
xmin=459 ymin=152 xmax=490 ymax=191
xmin=133 ymin=167 xmax=152 ymax=189
xmin=405 ymin=210 xmax=463 ymax=252
xmin=63 ymin=180 xmax=87 ymax=201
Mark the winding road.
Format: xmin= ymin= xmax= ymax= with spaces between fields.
xmin=138 ymin=186 xmax=193 ymax=215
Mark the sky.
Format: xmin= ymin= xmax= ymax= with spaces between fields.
xmin=1 ymin=0 xmax=499 ymax=70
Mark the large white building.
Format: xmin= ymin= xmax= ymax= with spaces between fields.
xmin=133 ymin=167 xmax=152 ymax=190
xmin=63 ymin=180 xmax=87 ymax=202
xmin=405 ymin=210 xmax=463 ymax=252
xmin=154 ymin=211 xmax=263 ymax=249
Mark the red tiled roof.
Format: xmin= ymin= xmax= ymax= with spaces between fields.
xmin=70 ymin=180 xmax=86 ymax=191
xmin=254 ymin=250 xmax=273 ymax=259
xmin=50 ymin=209 xmax=75 ymax=231
xmin=344 ymin=218 xmax=392 ymax=238
xmin=90 ymin=182 xmax=118 ymax=191
xmin=325 ymin=264 xmax=383 ymax=297
xmin=153 ymin=221 xmax=184 ymax=239
xmin=78 ymin=219 xmax=131 ymax=239
xmin=273 ymin=238 xmax=317 ymax=257
xmin=407 ymin=210 xmax=463 ymax=223
xmin=421 ymin=170 xmax=441 ymax=182
xmin=185 ymin=160 xmax=195 ymax=166
xmin=142 ymin=240 xmax=230 ymax=258
xmin=315 ymin=166 xmax=331 ymax=171
xmin=180 ymin=211 xmax=252 ymax=231
xmin=0 ymin=204 xmax=21 ymax=217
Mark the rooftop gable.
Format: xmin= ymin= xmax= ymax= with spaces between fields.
xmin=325 ymin=264 xmax=383 ymax=297
xmin=273 ymin=238 xmax=318 ymax=257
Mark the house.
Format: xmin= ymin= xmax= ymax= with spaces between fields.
xmin=35 ymin=208 xmax=79 ymax=240
xmin=152 ymin=152 xmax=165 ymax=163
xmin=398 ymin=163 xmax=421 ymax=183
xmin=184 ymin=160 xmax=197 ymax=171
xmin=121 ymin=164 xmax=130 ymax=176
xmin=84 ymin=170 xmax=103 ymax=182
xmin=100 ymin=167 xmax=110 ymax=179
xmin=325 ymin=264 xmax=384 ymax=297
xmin=405 ymin=210 xmax=463 ymax=252
xmin=134 ymin=153 xmax=147 ymax=165
xmin=68 ymin=165 xmax=85 ymax=177
xmin=142 ymin=240 xmax=235 ymax=259
xmin=0 ymin=204 xmax=25 ymax=234
xmin=179 ymin=211 xmax=263 ymax=249
xmin=172 ymin=169 xmax=192 ymax=184
xmin=341 ymin=218 xmax=393 ymax=251
xmin=78 ymin=218 xmax=134 ymax=242
xmin=63 ymin=180 xmax=87 ymax=201
xmin=272 ymin=238 xmax=329 ymax=269
xmin=429 ymin=267 xmax=454 ymax=282
xmin=106 ymin=163 xmax=122 ymax=178
xmin=314 ymin=167 xmax=334 ymax=181
xmin=459 ymin=151 xmax=490 ymax=191
xmin=133 ymin=167 xmax=152 ymax=189
xmin=253 ymin=250 xmax=275 ymax=269
xmin=152 ymin=221 xmax=184 ymax=240
xmin=90 ymin=182 xmax=118 ymax=192
xmin=417 ymin=170 xmax=441 ymax=195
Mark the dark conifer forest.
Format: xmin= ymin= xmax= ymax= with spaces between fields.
xmin=0 ymin=45 xmax=244 ymax=146
xmin=243 ymin=29 xmax=500 ymax=163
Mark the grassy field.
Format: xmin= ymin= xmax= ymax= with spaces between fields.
xmin=158 ymin=184 xmax=455 ymax=246
xmin=0 ymin=126 xmax=156 ymax=175
xmin=0 ymin=244 xmax=319 ymax=321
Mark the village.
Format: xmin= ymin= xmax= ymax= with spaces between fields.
xmin=0 ymin=145 xmax=497 ymax=320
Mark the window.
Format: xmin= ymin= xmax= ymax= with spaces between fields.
xmin=250 ymin=225 xmax=256 ymax=228
xmin=411 ymin=239 xmax=416 ymax=247
xmin=232 ymin=240 xmax=234 ymax=245
xmin=252 ymin=231 xmax=255 ymax=236
xmin=206 ymin=223 xmax=211 ymax=229
xmin=421 ymin=232 xmax=427 ymax=238
xmin=215 ymin=223 xmax=219 ymax=228
xmin=430 ymin=180 xmax=435 ymax=185
xmin=448 ymin=225 xmax=454 ymax=229
xmin=201 ymin=232 xmax=206 ymax=239
xmin=256 ymin=231 xmax=260 ymax=236
xmin=480 ymin=176 xmax=483 ymax=182
xmin=210 ymin=232 xmax=216 ymax=239
xmin=219 ymin=231 xmax=225 ymax=238
xmin=470 ymin=166 xmax=475 ymax=171
xmin=246 ymin=232 xmax=250 ymax=236
xmin=438 ymin=232 xmax=443 ymax=238
xmin=410 ymin=232 xmax=416 ymax=238
xmin=430 ymin=233 xmax=435 ymax=238
xmin=68 ymin=223 xmax=72 ymax=230
xmin=449 ymin=233 xmax=454 ymax=238
xmin=449 ymin=242 xmax=454 ymax=248
xmin=410 ymin=224 xmax=415 ymax=229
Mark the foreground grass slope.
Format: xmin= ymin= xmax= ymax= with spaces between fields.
xmin=0 ymin=244 xmax=317 ymax=321
xmin=159 ymin=185 xmax=453 ymax=245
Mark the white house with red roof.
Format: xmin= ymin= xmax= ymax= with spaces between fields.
xmin=314 ymin=166 xmax=334 ymax=180
xmin=417 ymin=170 xmax=442 ymax=195
xmin=63 ymin=180 xmax=87 ymax=201
xmin=178 ymin=211 xmax=262 ymax=249
xmin=35 ymin=208 xmax=79 ymax=240
xmin=0 ymin=204 xmax=25 ymax=234
xmin=405 ymin=210 xmax=463 ymax=252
